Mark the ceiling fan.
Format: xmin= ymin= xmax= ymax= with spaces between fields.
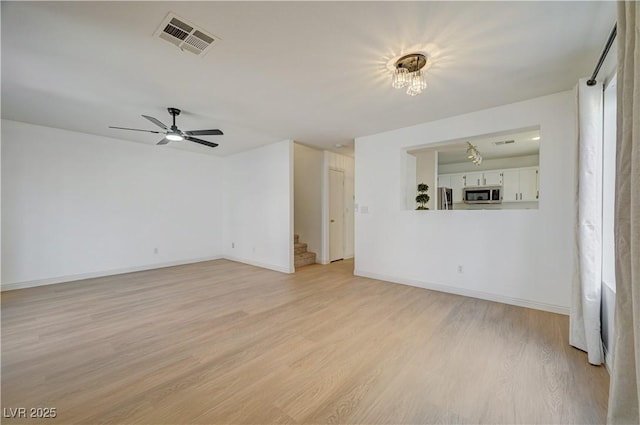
xmin=109 ymin=107 xmax=223 ymax=148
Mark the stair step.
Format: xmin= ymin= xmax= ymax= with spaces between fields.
xmin=294 ymin=251 xmax=316 ymax=268
xmin=293 ymin=234 xmax=299 ymax=244
xmin=294 ymin=242 xmax=307 ymax=255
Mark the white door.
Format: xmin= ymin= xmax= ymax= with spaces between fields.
xmin=329 ymin=169 xmax=345 ymax=262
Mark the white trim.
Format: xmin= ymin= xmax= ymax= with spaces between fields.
xmin=1 ymin=255 xmax=224 ymax=292
xmin=288 ymin=140 xmax=296 ymax=274
xmin=328 ymin=167 xmax=346 ymax=263
xmin=602 ymin=279 xmax=617 ymax=294
xmin=224 ymin=255 xmax=294 ymax=274
xmin=604 ymin=70 xmax=617 ymax=92
xmin=354 ymin=269 xmax=570 ymax=315
xmin=320 ymin=152 xmax=330 ymax=264
xmin=1 ymin=254 xmax=297 ymax=292
xmin=604 ymin=345 xmax=613 ymax=374
xmin=321 ymin=256 xmax=353 ymax=265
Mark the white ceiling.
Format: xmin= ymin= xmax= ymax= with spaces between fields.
xmin=1 ymin=1 xmax=616 ymax=156
xmin=431 ymin=128 xmax=540 ymax=165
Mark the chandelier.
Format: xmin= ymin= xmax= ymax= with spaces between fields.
xmin=466 ymin=142 xmax=482 ymax=165
xmin=391 ymin=53 xmax=428 ymax=96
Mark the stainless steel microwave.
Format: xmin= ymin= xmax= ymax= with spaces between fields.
xmin=463 ymin=186 xmax=502 ymax=204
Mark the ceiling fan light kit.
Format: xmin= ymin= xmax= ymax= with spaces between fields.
xmin=166 ymin=132 xmax=184 ymax=141
xmin=109 ymin=107 xmax=223 ymax=149
xmin=391 ymin=53 xmax=428 ymax=96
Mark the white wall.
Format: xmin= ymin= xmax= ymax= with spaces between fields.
xmin=2 ymin=119 xmax=225 ymax=289
xmin=439 ymin=154 xmax=539 ymax=174
xmin=354 ymin=91 xmax=577 ymax=314
xmin=293 ymin=143 xmax=323 ymax=259
xmin=414 ymin=150 xmax=436 ymax=210
xmin=404 ymin=153 xmax=417 ymax=210
xmin=322 ymin=151 xmax=354 ymax=262
xmin=224 ymin=140 xmax=294 ymax=273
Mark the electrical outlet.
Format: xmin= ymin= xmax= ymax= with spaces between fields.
xmin=154 ymin=248 xmax=159 ymax=254
xmin=457 ymin=265 xmax=464 ymax=273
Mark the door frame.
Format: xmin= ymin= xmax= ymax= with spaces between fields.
xmin=321 ymin=163 xmax=346 ymax=264
xmin=328 ymin=168 xmax=345 ymax=262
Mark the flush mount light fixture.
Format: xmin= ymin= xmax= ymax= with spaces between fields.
xmin=391 ymin=53 xmax=428 ymax=96
xmin=466 ymin=142 xmax=482 ymax=165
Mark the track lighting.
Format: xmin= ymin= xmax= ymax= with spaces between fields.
xmin=466 ymin=142 xmax=482 ymax=165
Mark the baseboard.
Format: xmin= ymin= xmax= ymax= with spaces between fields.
xmin=354 ymin=269 xmax=570 ymax=315
xmin=223 ymin=255 xmax=293 ymax=274
xmin=1 ymin=255 xmax=224 ymax=292
xmin=318 ymin=255 xmax=353 ymax=265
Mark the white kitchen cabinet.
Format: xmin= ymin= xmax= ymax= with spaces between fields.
xmin=465 ymin=172 xmax=483 ymax=187
xmin=502 ymin=167 xmax=539 ymax=202
xmin=483 ymin=171 xmax=503 ymax=185
xmin=439 ymin=167 xmax=537 ymax=204
xmin=439 ymin=170 xmax=503 ymax=188
xmin=450 ymin=174 xmax=465 ymax=203
xmin=438 ymin=167 xmax=538 ymax=206
xmin=438 ymin=173 xmax=465 ymax=203
xmin=502 ymin=170 xmax=520 ymax=202
xmin=438 ymin=175 xmax=451 ymax=188
xmin=520 ymin=168 xmax=539 ymax=201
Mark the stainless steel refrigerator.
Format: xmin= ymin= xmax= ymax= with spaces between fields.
xmin=438 ymin=187 xmax=453 ymax=210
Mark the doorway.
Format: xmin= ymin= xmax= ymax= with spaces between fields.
xmin=329 ymin=168 xmax=345 ymax=262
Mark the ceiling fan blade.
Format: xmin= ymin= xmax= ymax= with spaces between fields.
xmin=109 ymin=126 xmax=162 ymax=134
xmin=185 ymin=129 xmax=224 ymax=136
xmin=142 ymin=115 xmax=168 ymax=130
xmin=157 ymin=138 xmax=170 ymax=145
xmin=185 ymin=136 xmax=219 ymax=148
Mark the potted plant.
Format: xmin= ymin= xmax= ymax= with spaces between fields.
xmin=416 ymin=183 xmax=430 ymax=210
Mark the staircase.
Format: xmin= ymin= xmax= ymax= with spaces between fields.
xmin=294 ymin=234 xmax=316 ymax=268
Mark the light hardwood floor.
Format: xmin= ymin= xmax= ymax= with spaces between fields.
xmin=2 ymin=259 xmax=608 ymax=424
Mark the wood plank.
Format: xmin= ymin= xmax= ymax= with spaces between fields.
xmin=1 ymin=259 xmax=609 ymax=424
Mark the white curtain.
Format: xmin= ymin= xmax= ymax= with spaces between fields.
xmin=569 ymin=79 xmax=604 ymax=365
xmin=608 ymin=2 xmax=640 ymax=423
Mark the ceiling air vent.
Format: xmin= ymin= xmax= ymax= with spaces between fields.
xmin=154 ymin=13 xmax=219 ymax=56
xmin=494 ymin=140 xmax=515 ymax=146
